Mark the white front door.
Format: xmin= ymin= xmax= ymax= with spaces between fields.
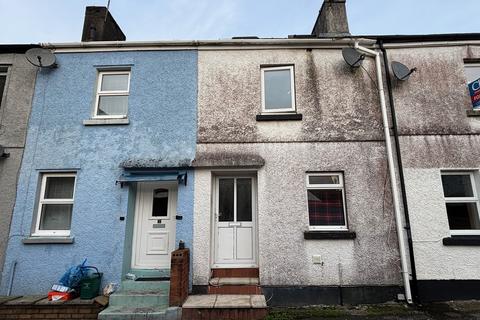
xmin=213 ymin=176 xmax=257 ymax=267
xmin=132 ymin=182 xmax=177 ymax=269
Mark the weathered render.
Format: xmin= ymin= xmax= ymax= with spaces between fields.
xmin=385 ymin=42 xmax=480 ymax=301
xmin=194 ymin=44 xmax=404 ymax=304
xmin=0 ymin=46 xmax=38 ymax=287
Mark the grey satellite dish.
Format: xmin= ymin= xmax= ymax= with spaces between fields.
xmin=342 ymin=47 xmax=365 ymax=68
xmin=25 ymin=48 xmax=57 ymax=68
xmin=391 ymin=61 xmax=416 ymax=81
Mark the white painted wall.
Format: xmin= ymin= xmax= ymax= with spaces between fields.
xmin=405 ymin=168 xmax=480 ymax=280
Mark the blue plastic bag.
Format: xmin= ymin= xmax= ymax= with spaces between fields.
xmin=58 ymin=259 xmax=87 ymax=289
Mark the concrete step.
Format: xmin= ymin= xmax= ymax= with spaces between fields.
xmin=182 ymin=294 xmax=267 ymax=320
xmin=209 ymin=277 xmax=259 ymax=286
xmin=109 ymin=292 xmax=169 ymax=308
xmin=98 ymin=305 xmax=181 ymax=320
xmin=120 ymin=280 xmax=170 ymax=293
xmin=127 ymin=269 xmax=170 ymax=280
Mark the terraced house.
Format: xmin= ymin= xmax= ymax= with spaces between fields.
xmin=1 ymin=0 xmax=480 ymax=319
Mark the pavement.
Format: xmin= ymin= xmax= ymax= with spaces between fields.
xmin=266 ymin=300 xmax=480 ymax=319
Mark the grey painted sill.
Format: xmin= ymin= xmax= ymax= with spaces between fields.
xmin=22 ymin=237 xmax=74 ymax=244
xmin=466 ymin=110 xmax=480 ymax=117
xmin=83 ymin=118 xmax=129 ymax=125
xmin=304 ymin=231 xmax=356 ymax=240
xmin=443 ymin=236 xmax=480 ymax=246
xmin=256 ymin=113 xmax=303 ymax=121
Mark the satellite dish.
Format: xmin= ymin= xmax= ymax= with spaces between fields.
xmin=391 ymin=61 xmax=416 ymax=81
xmin=25 ymin=48 xmax=57 ymax=68
xmin=342 ymin=47 xmax=365 ymax=68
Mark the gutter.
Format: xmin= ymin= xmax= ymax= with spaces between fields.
xmin=378 ymin=40 xmax=419 ymax=303
xmin=41 ymin=38 xmax=377 ymax=53
xmin=353 ymin=41 xmax=413 ymax=304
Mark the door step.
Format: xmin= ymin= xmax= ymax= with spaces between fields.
xmin=211 ymin=268 xmax=259 ymax=278
xmin=182 ymin=294 xmax=267 ymax=320
xmin=98 ymin=280 xmax=172 ymax=320
xmin=208 ymin=277 xmax=261 ymax=294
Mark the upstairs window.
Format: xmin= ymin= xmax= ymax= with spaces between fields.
xmin=261 ymin=66 xmax=296 ymax=113
xmin=464 ymin=64 xmax=480 ymax=110
xmin=94 ymin=71 xmax=130 ymax=118
xmin=306 ymin=173 xmax=347 ymax=231
xmin=34 ymin=173 xmax=76 ymax=237
xmin=441 ymin=171 xmax=480 ymax=235
xmin=0 ymin=66 xmax=8 ymax=107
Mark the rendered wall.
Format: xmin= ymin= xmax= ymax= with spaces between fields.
xmin=1 ymin=50 xmax=197 ymax=295
xmin=0 ymin=53 xmax=37 ymax=287
xmin=386 ymin=44 xmax=480 ymax=282
xmin=194 ymin=47 xmax=402 ymax=288
xmin=193 ymin=142 xmax=402 ymax=286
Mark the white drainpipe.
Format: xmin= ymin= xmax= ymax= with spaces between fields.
xmin=354 ymin=42 xmax=413 ymax=304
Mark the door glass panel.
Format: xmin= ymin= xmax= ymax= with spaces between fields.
xmin=152 ymin=188 xmax=168 ymax=217
xmin=237 ymin=178 xmax=252 ymax=222
xmin=219 ymin=179 xmax=234 ymax=222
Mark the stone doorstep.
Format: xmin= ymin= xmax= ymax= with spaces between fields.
xmin=209 ymin=277 xmax=259 ymax=286
xmin=182 ymin=294 xmax=267 ymax=309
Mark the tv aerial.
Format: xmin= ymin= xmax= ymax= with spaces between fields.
xmin=342 ymin=47 xmax=365 ymax=68
xmin=391 ymin=61 xmax=416 ymax=81
xmin=25 ymin=48 xmax=57 ymax=68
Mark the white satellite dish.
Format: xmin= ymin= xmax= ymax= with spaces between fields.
xmin=25 ymin=48 xmax=57 ymax=68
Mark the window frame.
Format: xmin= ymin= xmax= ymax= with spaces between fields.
xmin=93 ymin=70 xmax=131 ymax=119
xmin=306 ymin=172 xmax=348 ymax=231
xmin=261 ymin=65 xmax=296 ymax=113
xmin=442 ymin=171 xmax=480 ymax=236
xmin=0 ymin=66 xmax=9 ymax=109
xmin=33 ymin=173 xmax=77 ymax=237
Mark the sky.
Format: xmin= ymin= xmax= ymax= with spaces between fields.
xmin=0 ymin=0 xmax=479 ymax=43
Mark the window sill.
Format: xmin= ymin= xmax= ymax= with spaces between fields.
xmin=304 ymin=231 xmax=356 ymax=240
xmin=256 ymin=113 xmax=303 ymax=121
xmin=22 ymin=236 xmax=74 ymax=244
xmin=83 ymin=118 xmax=129 ymax=126
xmin=467 ymin=110 xmax=480 ymax=117
xmin=443 ymin=235 xmax=480 ymax=246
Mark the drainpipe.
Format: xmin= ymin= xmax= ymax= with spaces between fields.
xmin=378 ymin=40 xmax=418 ymax=302
xmin=353 ymin=42 xmax=413 ymax=304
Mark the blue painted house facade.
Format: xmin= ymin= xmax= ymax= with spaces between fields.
xmin=0 ymin=49 xmax=197 ymax=295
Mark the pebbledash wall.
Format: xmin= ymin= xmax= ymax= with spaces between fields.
xmin=385 ymin=43 xmax=480 ymax=301
xmin=0 ymin=50 xmax=197 ymax=295
xmin=193 ymin=43 xmax=404 ymax=305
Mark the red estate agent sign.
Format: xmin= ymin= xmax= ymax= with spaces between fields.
xmin=469 ymin=77 xmax=480 ymax=110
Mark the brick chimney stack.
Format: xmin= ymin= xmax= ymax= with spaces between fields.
xmin=312 ymin=0 xmax=350 ymax=37
xmin=81 ymin=6 xmax=126 ymax=42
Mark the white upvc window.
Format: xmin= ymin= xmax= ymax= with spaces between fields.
xmin=33 ymin=173 xmax=77 ymax=237
xmin=261 ymin=65 xmax=296 ymax=113
xmin=441 ymin=171 xmax=480 ymax=236
xmin=306 ymin=173 xmax=348 ymax=231
xmin=94 ymin=70 xmax=130 ymax=118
